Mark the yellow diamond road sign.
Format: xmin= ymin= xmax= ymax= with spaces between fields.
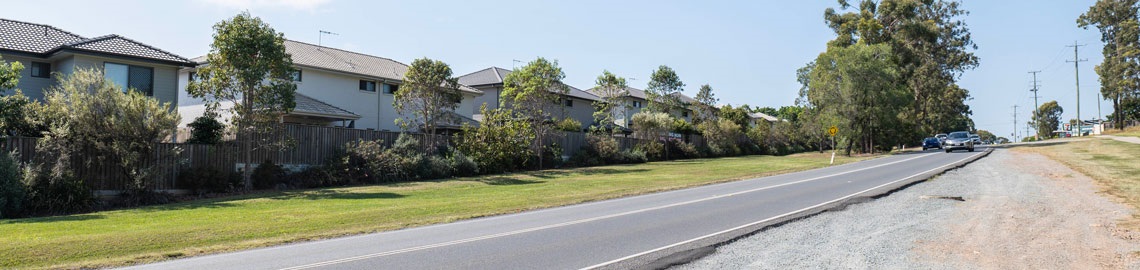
xmin=828 ymin=126 xmax=838 ymax=137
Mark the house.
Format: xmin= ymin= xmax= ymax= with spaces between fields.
xmin=458 ymin=66 xmax=600 ymax=130
xmin=178 ymin=40 xmax=483 ymax=131
xmin=587 ymin=86 xmax=696 ymax=128
xmin=749 ymin=112 xmax=780 ymax=127
xmin=0 ymin=18 xmax=195 ymax=103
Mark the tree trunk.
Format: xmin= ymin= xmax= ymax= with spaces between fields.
xmin=241 ymin=97 xmax=253 ymax=190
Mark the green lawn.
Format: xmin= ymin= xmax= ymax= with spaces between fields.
xmin=0 ymin=152 xmax=868 ymax=269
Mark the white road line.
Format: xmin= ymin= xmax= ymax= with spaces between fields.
xmin=580 ymin=150 xmax=987 ymax=270
xmin=278 ymin=152 xmax=939 ymax=270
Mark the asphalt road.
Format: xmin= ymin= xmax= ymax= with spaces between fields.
xmin=123 ymin=147 xmax=990 ymax=270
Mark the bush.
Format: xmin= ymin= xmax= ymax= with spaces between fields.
xmin=616 ymin=149 xmax=648 ymax=164
xmin=456 ymin=107 xmax=535 ymax=174
xmin=285 ymin=166 xmax=341 ymax=189
xmin=699 ymin=119 xmax=744 ymax=157
xmin=417 ymin=155 xmax=453 ymax=180
xmin=449 ymin=151 xmax=479 ymax=177
xmin=251 ymin=160 xmax=287 ymax=190
xmin=177 ymin=166 xmax=240 ymax=195
xmin=0 ymin=151 xmax=25 ymax=218
xmin=637 ymin=140 xmax=666 ymax=161
xmin=670 ymin=140 xmax=704 ymax=159
xmin=186 ymin=115 xmax=225 ymax=144
xmin=336 ymin=134 xmax=439 ymax=183
xmin=556 ymin=118 xmax=583 ymax=132
xmin=21 ymin=169 xmax=94 ymax=217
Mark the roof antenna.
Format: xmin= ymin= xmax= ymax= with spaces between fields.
xmin=512 ymin=59 xmax=522 ymax=69
xmin=319 ymin=30 xmax=338 ymax=46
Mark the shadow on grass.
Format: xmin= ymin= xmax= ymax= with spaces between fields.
xmin=271 ymin=190 xmax=406 ymax=200
xmin=526 ymin=167 xmax=651 ymax=179
xmin=3 ymin=213 xmax=105 ymax=224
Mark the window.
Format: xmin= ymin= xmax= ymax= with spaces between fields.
xmin=289 ymin=69 xmax=302 ymax=81
xmin=564 ymin=98 xmax=573 ymax=107
xmin=359 ymin=80 xmax=377 ymax=92
xmin=383 ymin=83 xmax=398 ymax=94
xmin=682 ymin=111 xmax=689 ymax=117
xmin=30 ymin=62 xmax=50 ymax=78
xmin=188 ymin=71 xmax=197 ymax=82
xmin=633 ymin=101 xmax=642 ymax=108
xmin=103 ymin=63 xmax=154 ymax=95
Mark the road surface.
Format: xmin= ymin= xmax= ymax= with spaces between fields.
xmin=124 ymin=147 xmax=990 ymax=270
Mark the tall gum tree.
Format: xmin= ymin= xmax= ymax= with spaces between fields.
xmin=395 ymin=57 xmax=462 ymax=152
xmin=187 ymin=12 xmax=296 ymax=189
xmin=1079 ymin=0 xmax=1140 ymax=130
xmin=501 ymin=57 xmax=567 ymax=169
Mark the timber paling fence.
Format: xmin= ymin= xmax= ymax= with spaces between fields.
xmin=1 ymin=124 xmax=703 ymax=192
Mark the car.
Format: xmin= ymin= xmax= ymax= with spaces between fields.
xmin=935 ymin=133 xmax=948 ymax=144
xmin=969 ymin=134 xmax=981 ymax=145
xmin=922 ymin=137 xmax=942 ymax=151
xmin=943 ymin=131 xmax=974 ymax=153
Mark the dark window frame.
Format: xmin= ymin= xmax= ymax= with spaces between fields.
xmin=383 ymin=83 xmax=399 ymax=95
xmin=290 ymin=69 xmax=303 ymax=82
xmin=30 ymin=62 xmax=50 ymax=78
xmin=564 ymin=98 xmax=573 ymax=107
xmin=188 ymin=71 xmax=197 ymax=82
xmin=103 ymin=62 xmax=154 ymax=96
xmin=359 ymin=80 xmax=377 ymax=92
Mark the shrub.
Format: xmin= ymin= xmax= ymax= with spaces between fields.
xmin=285 ymin=166 xmax=340 ymax=189
xmin=556 ymin=118 xmax=583 ymax=132
xmin=699 ymin=119 xmax=744 ymax=157
xmin=186 ymin=115 xmax=225 ymax=144
xmin=418 ymin=155 xmax=453 ymax=180
xmin=449 ymin=151 xmax=479 ymax=177
xmin=636 ymin=140 xmax=666 ymax=161
xmin=336 ymin=134 xmax=434 ymax=183
xmin=670 ymin=140 xmax=703 ymax=159
xmin=0 ymin=151 xmax=25 ymax=218
xmin=251 ymin=160 xmax=287 ymax=190
xmin=456 ymin=107 xmax=535 ymax=174
xmin=21 ymin=169 xmax=94 ymax=217
xmin=177 ymin=167 xmax=240 ymax=195
xmin=616 ymin=149 xmax=648 ymax=164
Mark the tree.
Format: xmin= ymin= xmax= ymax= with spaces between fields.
xmin=33 ymin=68 xmax=181 ymax=193
xmin=501 ymin=57 xmax=567 ymax=169
xmin=455 ymin=106 xmax=535 ymax=174
xmin=718 ymin=104 xmax=752 ymax=130
xmin=1035 ymin=101 xmax=1064 ymax=139
xmin=187 ymin=12 xmax=297 ymax=189
xmin=0 ymin=55 xmax=22 ymax=91
xmin=395 ymin=57 xmax=462 ymax=153
xmin=803 ymin=42 xmax=910 ymax=155
xmin=631 ymin=111 xmax=672 ymax=160
xmin=645 ymin=65 xmax=685 ymax=114
xmin=0 ymin=55 xmax=40 ymax=137
xmin=591 ymin=70 xmax=629 ymax=133
xmin=824 ymin=0 xmax=979 ymax=140
xmin=693 ymin=84 xmax=718 ymax=124
xmin=975 ymin=129 xmax=996 ymax=143
xmin=1079 ymin=0 xmax=1140 ymax=130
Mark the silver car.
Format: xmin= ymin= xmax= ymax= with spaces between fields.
xmin=943 ymin=131 xmax=974 ymax=153
xmin=969 ymin=134 xmax=981 ymax=145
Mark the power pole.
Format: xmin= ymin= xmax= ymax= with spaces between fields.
xmin=1012 ymin=105 xmax=1019 ymax=142
xmin=1067 ymin=41 xmax=1087 ymax=136
xmin=1029 ymin=70 xmax=1041 ymax=139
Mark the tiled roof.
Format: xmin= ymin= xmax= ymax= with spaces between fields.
xmin=438 ymin=111 xmax=480 ymax=128
xmin=457 ymin=66 xmax=511 ymax=86
xmin=293 ymin=93 xmax=360 ymax=119
xmin=588 ymin=86 xmax=647 ymax=100
xmin=459 ymin=66 xmax=598 ymax=101
xmin=0 ymin=18 xmax=192 ymax=65
xmin=671 ymin=92 xmax=697 ymax=105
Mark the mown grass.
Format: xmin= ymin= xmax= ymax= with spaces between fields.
xmin=1104 ymin=125 xmax=1140 ymax=138
xmin=1014 ymin=138 xmax=1140 ymax=229
xmin=0 ymin=152 xmax=868 ymax=269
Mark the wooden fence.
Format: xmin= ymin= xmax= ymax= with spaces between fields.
xmin=2 ymin=124 xmax=702 ymax=192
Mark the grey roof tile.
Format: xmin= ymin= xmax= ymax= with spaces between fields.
xmin=0 ymin=18 xmax=192 ymax=65
xmin=293 ymin=93 xmax=360 ymax=119
xmin=460 ymin=66 xmax=596 ymax=101
xmin=588 ymin=86 xmax=647 ymax=100
xmin=274 ymin=40 xmax=481 ymax=95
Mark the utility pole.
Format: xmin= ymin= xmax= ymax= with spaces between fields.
xmin=1012 ymin=105 xmax=1019 ymax=142
xmin=1029 ymin=70 xmax=1041 ymax=139
xmin=1067 ymin=41 xmax=1087 ymax=136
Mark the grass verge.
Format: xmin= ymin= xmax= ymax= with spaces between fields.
xmin=0 ymin=152 xmax=868 ymax=269
xmin=1013 ymin=138 xmax=1140 ymax=230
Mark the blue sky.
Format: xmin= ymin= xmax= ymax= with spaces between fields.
xmin=0 ymin=0 xmax=1107 ymax=139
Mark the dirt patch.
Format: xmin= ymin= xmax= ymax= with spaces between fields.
xmin=915 ymin=151 xmax=1140 ymax=269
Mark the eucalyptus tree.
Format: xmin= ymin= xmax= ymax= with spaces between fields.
xmin=501 ymin=57 xmax=567 ymax=169
xmin=693 ymin=84 xmax=718 ymax=124
xmin=395 ymin=57 xmax=462 ymax=152
xmin=1079 ymin=0 xmax=1140 ymax=130
xmin=645 ymin=65 xmax=685 ymax=115
xmin=591 ymin=70 xmax=629 ymax=133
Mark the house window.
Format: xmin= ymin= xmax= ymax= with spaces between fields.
xmin=564 ymin=98 xmax=573 ymax=107
xmin=30 ymin=62 xmax=50 ymax=78
xmin=188 ymin=71 xmax=197 ymax=82
xmin=451 ymin=93 xmax=462 ymax=104
xmin=383 ymin=83 xmax=398 ymax=94
xmin=289 ymin=69 xmax=302 ymax=81
xmin=633 ymin=101 xmax=642 ymax=108
xmin=359 ymin=80 xmax=377 ymax=92
xmin=104 ymin=62 xmax=153 ymax=95
xmin=682 ymin=111 xmax=689 ymax=117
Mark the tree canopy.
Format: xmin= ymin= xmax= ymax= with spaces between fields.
xmin=395 ymin=57 xmax=462 ymax=152
xmin=1079 ymin=0 xmax=1140 ymax=130
xmin=645 ymin=65 xmax=685 ymax=114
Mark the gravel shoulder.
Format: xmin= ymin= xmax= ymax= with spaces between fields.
xmin=677 ymin=149 xmax=1140 ymax=269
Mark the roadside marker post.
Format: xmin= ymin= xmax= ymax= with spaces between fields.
xmin=828 ymin=126 xmax=838 ymax=165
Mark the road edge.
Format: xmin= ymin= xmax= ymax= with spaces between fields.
xmin=593 ymin=148 xmax=994 ymax=270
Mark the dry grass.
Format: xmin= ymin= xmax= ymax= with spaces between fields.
xmin=0 ymin=152 xmax=869 ymax=269
xmin=1014 ymin=139 xmax=1140 ymax=229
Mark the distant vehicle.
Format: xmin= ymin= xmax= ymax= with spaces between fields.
xmin=969 ymin=134 xmax=981 ymax=145
xmin=935 ymin=133 xmax=948 ymax=143
xmin=944 ymin=131 xmax=974 ymax=153
xmin=922 ymin=137 xmax=942 ymax=151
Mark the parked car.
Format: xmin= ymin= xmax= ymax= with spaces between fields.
xmin=922 ymin=137 xmax=942 ymax=151
xmin=970 ymin=134 xmax=981 ymax=145
xmin=935 ymin=133 xmax=948 ymax=144
xmin=944 ymin=131 xmax=974 ymax=153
